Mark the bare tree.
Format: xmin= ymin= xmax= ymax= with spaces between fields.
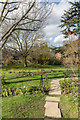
xmin=5 ymin=30 xmax=43 ymax=67
xmin=0 ymin=0 xmax=52 ymax=49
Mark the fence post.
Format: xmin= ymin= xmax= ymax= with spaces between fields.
xmin=40 ymin=74 xmax=43 ymax=90
xmin=45 ymin=74 xmax=48 ymax=87
xmin=64 ymin=72 xmax=66 ymax=81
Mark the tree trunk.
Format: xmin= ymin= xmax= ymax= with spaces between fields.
xmin=24 ymin=56 xmax=27 ymax=67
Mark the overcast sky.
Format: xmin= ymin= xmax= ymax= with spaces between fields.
xmin=40 ymin=0 xmax=79 ymax=47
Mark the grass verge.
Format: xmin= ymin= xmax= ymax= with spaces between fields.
xmin=2 ymin=93 xmax=46 ymax=118
xmin=60 ymin=94 xmax=78 ymax=118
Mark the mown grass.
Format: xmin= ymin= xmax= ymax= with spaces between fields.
xmin=2 ymin=94 xmax=46 ymax=118
xmin=60 ymin=95 xmax=78 ymax=118
xmin=2 ymin=64 xmax=71 ymax=88
xmin=59 ymin=77 xmax=79 ymax=119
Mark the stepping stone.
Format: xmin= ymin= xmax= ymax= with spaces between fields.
xmin=51 ymin=85 xmax=59 ymax=88
xmin=44 ymin=102 xmax=61 ymax=118
xmin=51 ymin=86 xmax=61 ymax=89
xmin=46 ymin=96 xmax=60 ymax=102
xmin=50 ymin=88 xmax=61 ymax=92
xmin=45 ymin=108 xmax=61 ymax=118
xmin=49 ymin=90 xmax=61 ymax=96
xmin=51 ymin=85 xmax=56 ymax=87
xmin=44 ymin=79 xmax=62 ymax=118
xmin=51 ymin=81 xmax=59 ymax=84
xmin=44 ymin=101 xmax=58 ymax=108
xmin=51 ymin=82 xmax=59 ymax=86
xmin=50 ymin=88 xmax=61 ymax=91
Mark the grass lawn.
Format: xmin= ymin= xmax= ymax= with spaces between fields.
xmin=2 ymin=94 xmax=46 ymax=118
xmin=2 ymin=64 xmax=74 ymax=118
xmin=2 ymin=64 xmax=71 ymax=88
xmin=59 ymin=77 xmax=79 ymax=119
xmin=60 ymin=95 xmax=78 ymax=118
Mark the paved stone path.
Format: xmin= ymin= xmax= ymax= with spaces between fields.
xmin=44 ymin=78 xmax=63 ymax=118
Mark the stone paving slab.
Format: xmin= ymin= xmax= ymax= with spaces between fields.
xmin=44 ymin=102 xmax=61 ymax=118
xmin=51 ymin=82 xmax=60 ymax=86
xmin=51 ymin=78 xmax=64 ymax=83
xmin=49 ymin=91 xmax=61 ymax=96
xmin=50 ymin=86 xmax=61 ymax=90
xmin=51 ymin=85 xmax=57 ymax=88
xmin=50 ymin=80 xmax=61 ymax=94
xmin=51 ymin=81 xmax=59 ymax=84
xmin=45 ymin=109 xmax=61 ymax=118
xmin=44 ymin=79 xmax=62 ymax=118
xmin=51 ymin=84 xmax=60 ymax=86
xmin=46 ymin=96 xmax=60 ymax=102
xmin=44 ymin=101 xmax=58 ymax=108
xmin=50 ymin=88 xmax=61 ymax=92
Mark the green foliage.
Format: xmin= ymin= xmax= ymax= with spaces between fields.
xmin=2 ymin=72 xmax=5 ymax=84
xmin=2 ymin=65 xmax=69 ymax=97
xmin=59 ymin=1 xmax=80 ymax=37
xmin=60 ymin=79 xmax=78 ymax=94
xmin=51 ymin=58 xmax=62 ymax=65
xmin=2 ymin=64 xmax=76 ymax=118
xmin=60 ymin=95 xmax=78 ymax=118
xmin=2 ymin=85 xmax=39 ymax=97
xmin=60 ymin=77 xmax=79 ymax=118
xmin=2 ymin=85 xmax=49 ymax=97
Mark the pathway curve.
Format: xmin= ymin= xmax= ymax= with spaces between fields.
xmin=44 ymin=78 xmax=64 ymax=118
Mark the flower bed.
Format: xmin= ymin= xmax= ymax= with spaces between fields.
xmin=2 ymin=85 xmax=50 ymax=97
xmin=59 ymin=78 xmax=80 ymax=116
xmin=60 ymin=78 xmax=78 ymax=94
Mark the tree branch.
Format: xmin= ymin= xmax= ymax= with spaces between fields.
xmin=0 ymin=2 xmax=35 ymax=49
xmin=15 ymin=28 xmax=37 ymax=31
xmin=0 ymin=0 xmax=8 ymax=22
